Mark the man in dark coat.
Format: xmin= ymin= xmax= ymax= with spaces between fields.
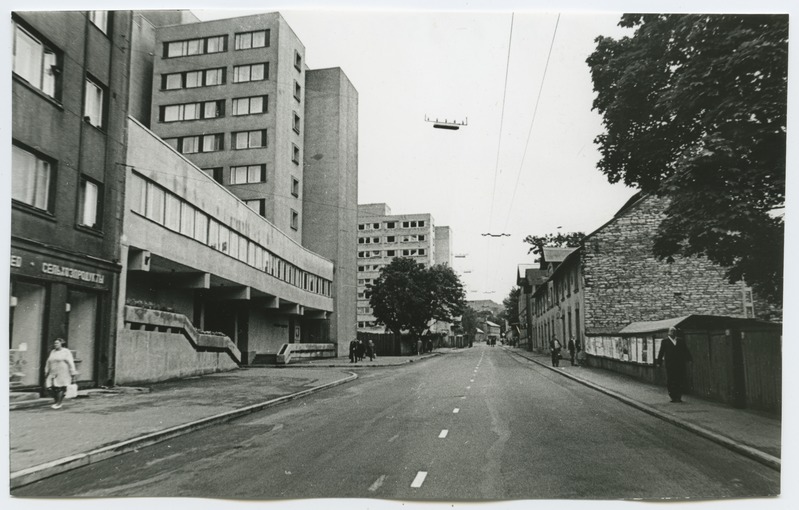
xmin=349 ymin=339 xmax=358 ymax=363
xmin=656 ymin=326 xmax=693 ymax=402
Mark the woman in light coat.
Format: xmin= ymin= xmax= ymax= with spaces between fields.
xmin=44 ymin=338 xmax=77 ymax=409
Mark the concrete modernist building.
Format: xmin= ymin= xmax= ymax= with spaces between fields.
xmin=356 ymin=203 xmax=451 ymax=332
xmin=10 ymin=11 xmax=135 ymax=390
xmin=528 ymin=193 xmax=758 ymax=355
xmin=119 ymin=118 xmax=334 ymax=379
xmin=150 ymin=13 xmax=308 ymax=244
xmin=11 ymin=10 xmax=358 ymax=388
xmin=139 ymin=13 xmax=357 ymax=364
xmin=302 ymin=68 xmax=359 ymax=356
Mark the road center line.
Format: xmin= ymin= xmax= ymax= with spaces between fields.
xmin=411 ymin=471 xmax=428 ymax=488
xmin=369 ymin=475 xmax=387 ymax=492
xmin=453 ymin=408 xmax=460 ymax=414
xmin=439 ymin=429 xmax=448 ymax=438
xmin=388 ymin=434 xmax=399 ymax=443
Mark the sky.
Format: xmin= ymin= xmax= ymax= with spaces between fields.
xmin=192 ymin=5 xmax=641 ymax=303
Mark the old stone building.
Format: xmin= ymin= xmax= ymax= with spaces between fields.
xmin=529 ymin=193 xmax=757 ymax=353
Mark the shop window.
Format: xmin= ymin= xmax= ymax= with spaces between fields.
xmin=10 ymin=280 xmax=47 ymax=387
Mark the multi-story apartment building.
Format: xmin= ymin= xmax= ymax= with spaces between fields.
xmin=149 ymin=13 xmax=308 ymax=244
xmin=356 ymin=203 xmax=451 ymax=332
xmin=10 ymin=11 xmax=135 ymax=390
xmin=10 ymin=10 xmax=358 ymax=388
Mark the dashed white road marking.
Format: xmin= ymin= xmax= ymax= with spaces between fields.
xmin=439 ymin=429 xmax=449 ymax=438
xmin=466 ymin=386 xmax=471 ymax=390
xmin=461 ymin=396 xmax=467 ymax=399
xmin=470 ymin=379 xmax=474 ymax=382
xmin=388 ymin=434 xmax=399 ymax=443
xmin=369 ymin=475 xmax=387 ymax=492
xmin=411 ymin=471 xmax=428 ymax=488
xmin=453 ymin=408 xmax=460 ymax=414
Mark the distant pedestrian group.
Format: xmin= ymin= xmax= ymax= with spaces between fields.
xmin=350 ymin=338 xmax=376 ymax=363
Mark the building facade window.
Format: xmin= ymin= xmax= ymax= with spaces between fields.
xmin=12 ymin=20 xmax=60 ymax=99
xmin=164 ymin=35 xmax=227 ymax=58
xmin=232 ymin=95 xmax=267 ymax=116
xmin=233 ymin=63 xmax=268 ymax=83
xmin=292 ymin=144 xmax=300 ymax=164
xmin=293 ymin=112 xmax=301 ymax=133
xmin=12 ymin=144 xmax=52 ymax=211
xmin=291 ymin=210 xmax=299 ymax=230
xmin=202 ymin=167 xmax=223 ymax=184
xmin=160 ymin=100 xmax=225 ymax=122
xmin=233 ymin=130 xmax=267 ymax=150
xmin=234 ymin=30 xmax=269 ymax=50
xmin=291 ymin=177 xmax=300 ymax=197
xmin=294 ymin=80 xmax=302 ymax=101
xmin=245 ymin=199 xmax=266 ymax=216
xmin=78 ymin=177 xmax=101 ymax=229
xmin=230 ymin=164 xmax=266 ymax=184
xmin=162 ymin=68 xmax=225 ymax=90
xmin=88 ymin=11 xmax=109 ymax=34
xmin=294 ymin=50 xmax=302 ymax=71
xmin=164 ymin=134 xmax=224 ymax=154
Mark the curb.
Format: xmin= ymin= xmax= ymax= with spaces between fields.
xmin=10 ymin=371 xmax=358 ymax=490
xmin=291 ymin=352 xmax=443 ymax=368
xmin=505 ymin=348 xmax=781 ymax=472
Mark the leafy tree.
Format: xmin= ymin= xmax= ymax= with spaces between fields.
xmin=367 ymin=257 xmax=466 ymax=341
xmin=523 ymin=232 xmax=585 ymax=256
xmin=500 ymin=287 xmax=520 ymax=325
xmin=587 ymin=14 xmax=787 ymax=306
xmin=457 ymin=306 xmax=479 ymax=343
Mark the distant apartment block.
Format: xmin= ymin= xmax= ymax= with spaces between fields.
xmin=356 ymin=203 xmax=452 ymax=332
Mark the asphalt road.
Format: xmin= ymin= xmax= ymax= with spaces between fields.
xmin=13 ymin=344 xmax=780 ymax=500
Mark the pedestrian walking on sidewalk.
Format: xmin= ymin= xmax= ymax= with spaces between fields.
xmin=549 ymin=336 xmax=562 ymax=367
xmin=656 ymin=326 xmax=693 ymax=403
xmin=366 ymin=339 xmax=375 ymax=361
xmin=349 ymin=339 xmax=358 ymax=363
xmin=417 ymin=338 xmax=423 ymax=356
xmin=44 ymin=338 xmax=77 ymax=410
xmin=568 ymin=336 xmax=576 ymax=366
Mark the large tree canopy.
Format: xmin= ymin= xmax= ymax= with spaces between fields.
xmin=367 ymin=257 xmax=466 ymax=340
xmin=587 ymin=14 xmax=787 ymax=306
xmin=523 ymin=231 xmax=586 ymax=257
xmin=500 ymin=287 xmax=521 ymax=326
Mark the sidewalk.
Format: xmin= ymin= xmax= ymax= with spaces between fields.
xmin=9 ymin=366 xmax=356 ymax=489
xmin=504 ymin=346 xmax=781 ymax=470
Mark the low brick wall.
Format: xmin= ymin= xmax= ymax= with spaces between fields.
xmin=116 ymin=329 xmax=239 ymax=384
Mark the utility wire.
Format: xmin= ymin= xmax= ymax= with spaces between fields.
xmin=486 ymin=12 xmax=516 ymax=233
xmin=482 ymin=13 xmax=515 ymax=296
xmin=503 ymin=13 xmax=561 ymax=232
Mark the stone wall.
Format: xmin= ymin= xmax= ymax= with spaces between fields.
xmin=582 ymin=195 xmax=748 ymax=333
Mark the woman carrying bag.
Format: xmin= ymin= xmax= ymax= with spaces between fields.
xmin=44 ymin=338 xmax=78 ymax=409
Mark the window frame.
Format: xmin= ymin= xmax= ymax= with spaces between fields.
xmin=232 ymin=130 xmax=267 ymax=150
xmin=232 ymin=62 xmax=268 ymax=83
xmin=88 ymin=11 xmax=109 ymax=35
xmin=234 ymin=29 xmax=270 ymax=50
xmin=13 ymin=20 xmax=61 ymax=100
xmin=77 ymin=176 xmax=102 ymax=230
xmin=11 ymin=143 xmax=54 ymax=213
xmin=290 ymin=210 xmax=299 ymax=231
